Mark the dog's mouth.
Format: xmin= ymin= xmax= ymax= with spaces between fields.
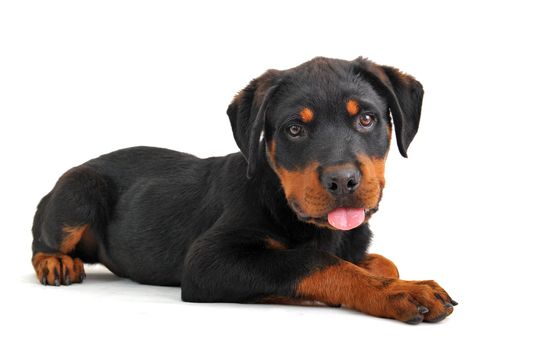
xmin=290 ymin=201 xmax=378 ymax=231
xmin=327 ymin=207 xmax=366 ymax=230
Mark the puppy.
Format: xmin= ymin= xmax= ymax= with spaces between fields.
xmin=31 ymin=57 xmax=456 ymax=324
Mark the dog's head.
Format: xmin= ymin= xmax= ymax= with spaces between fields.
xmin=227 ymin=57 xmax=423 ymax=230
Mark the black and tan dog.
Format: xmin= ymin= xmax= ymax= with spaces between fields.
xmin=31 ymin=57 xmax=456 ymax=324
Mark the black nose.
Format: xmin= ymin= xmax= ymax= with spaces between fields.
xmin=321 ymin=166 xmax=361 ymax=195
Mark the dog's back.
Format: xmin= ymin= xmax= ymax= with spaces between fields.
xmin=32 ymin=146 xmax=250 ymax=285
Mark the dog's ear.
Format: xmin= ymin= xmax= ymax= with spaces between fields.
xmin=227 ymin=69 xmax=282 ymax=178
xmin=354 ymin=57 xmax=424 ymax=157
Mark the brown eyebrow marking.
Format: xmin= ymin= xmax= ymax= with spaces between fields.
xmin=346 ymin=99 xmax=360 ymax=117
xmin=299 ymin=107 xmax=314 ymax=123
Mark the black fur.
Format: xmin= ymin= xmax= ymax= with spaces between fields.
xmin=31 ymin=57 xmax=423 ymax=304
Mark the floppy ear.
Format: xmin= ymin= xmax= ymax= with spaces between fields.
xmin=227 ymin=69 xmax=281 ymax=178
xmin=354 ymin=57 xmax=424 ymax=157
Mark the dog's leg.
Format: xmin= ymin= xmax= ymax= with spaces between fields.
xmin=31 ymin=166 xmax=110 ymax=286
xmin=181 ymin=231 xmax=456 ymax=324
xmin=296 ymin=260 xmax=455 ymax=324
xmin=357 ymin=253 xmax=400 ymax=279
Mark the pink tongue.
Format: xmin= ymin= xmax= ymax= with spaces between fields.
xmin=327 ymin=208 xmax=366 ymax=231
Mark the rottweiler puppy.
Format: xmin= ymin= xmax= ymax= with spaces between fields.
xmin=31 ymin=57 xmax=456 ymax=324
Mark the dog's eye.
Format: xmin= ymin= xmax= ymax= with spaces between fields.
xmin=286 ymin=124 xmax=304 ymax=138
xmin=357 ymin=113 xmax=375 ymax=130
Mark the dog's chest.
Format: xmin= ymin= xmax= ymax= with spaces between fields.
xmin=291 ymin=227 xmax=370 ymax=264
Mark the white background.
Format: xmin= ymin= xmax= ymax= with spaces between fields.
xmin=1 ymin=0 xmax=544 ymax=349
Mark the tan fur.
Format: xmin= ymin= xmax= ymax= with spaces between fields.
xmin=300 ymin=107 xmax=314 ymax=123
xmin=60 ymin=224 xmax=89 ymax=253
xmin=32 ymin=252 xmax=85 ymax=285
xmin=358 ymin=253 xmax=400 ymax=279
xmin=296 ymin=260 xmax=453 ymax=322
xmin=346 ymin=99 xmax=360 ymax=116
xmin=265 ymin=237 xmax=287 ymax=250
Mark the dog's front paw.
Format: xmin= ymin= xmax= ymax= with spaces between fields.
xmin=372 ymin=279 xmax=457 ymax=324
